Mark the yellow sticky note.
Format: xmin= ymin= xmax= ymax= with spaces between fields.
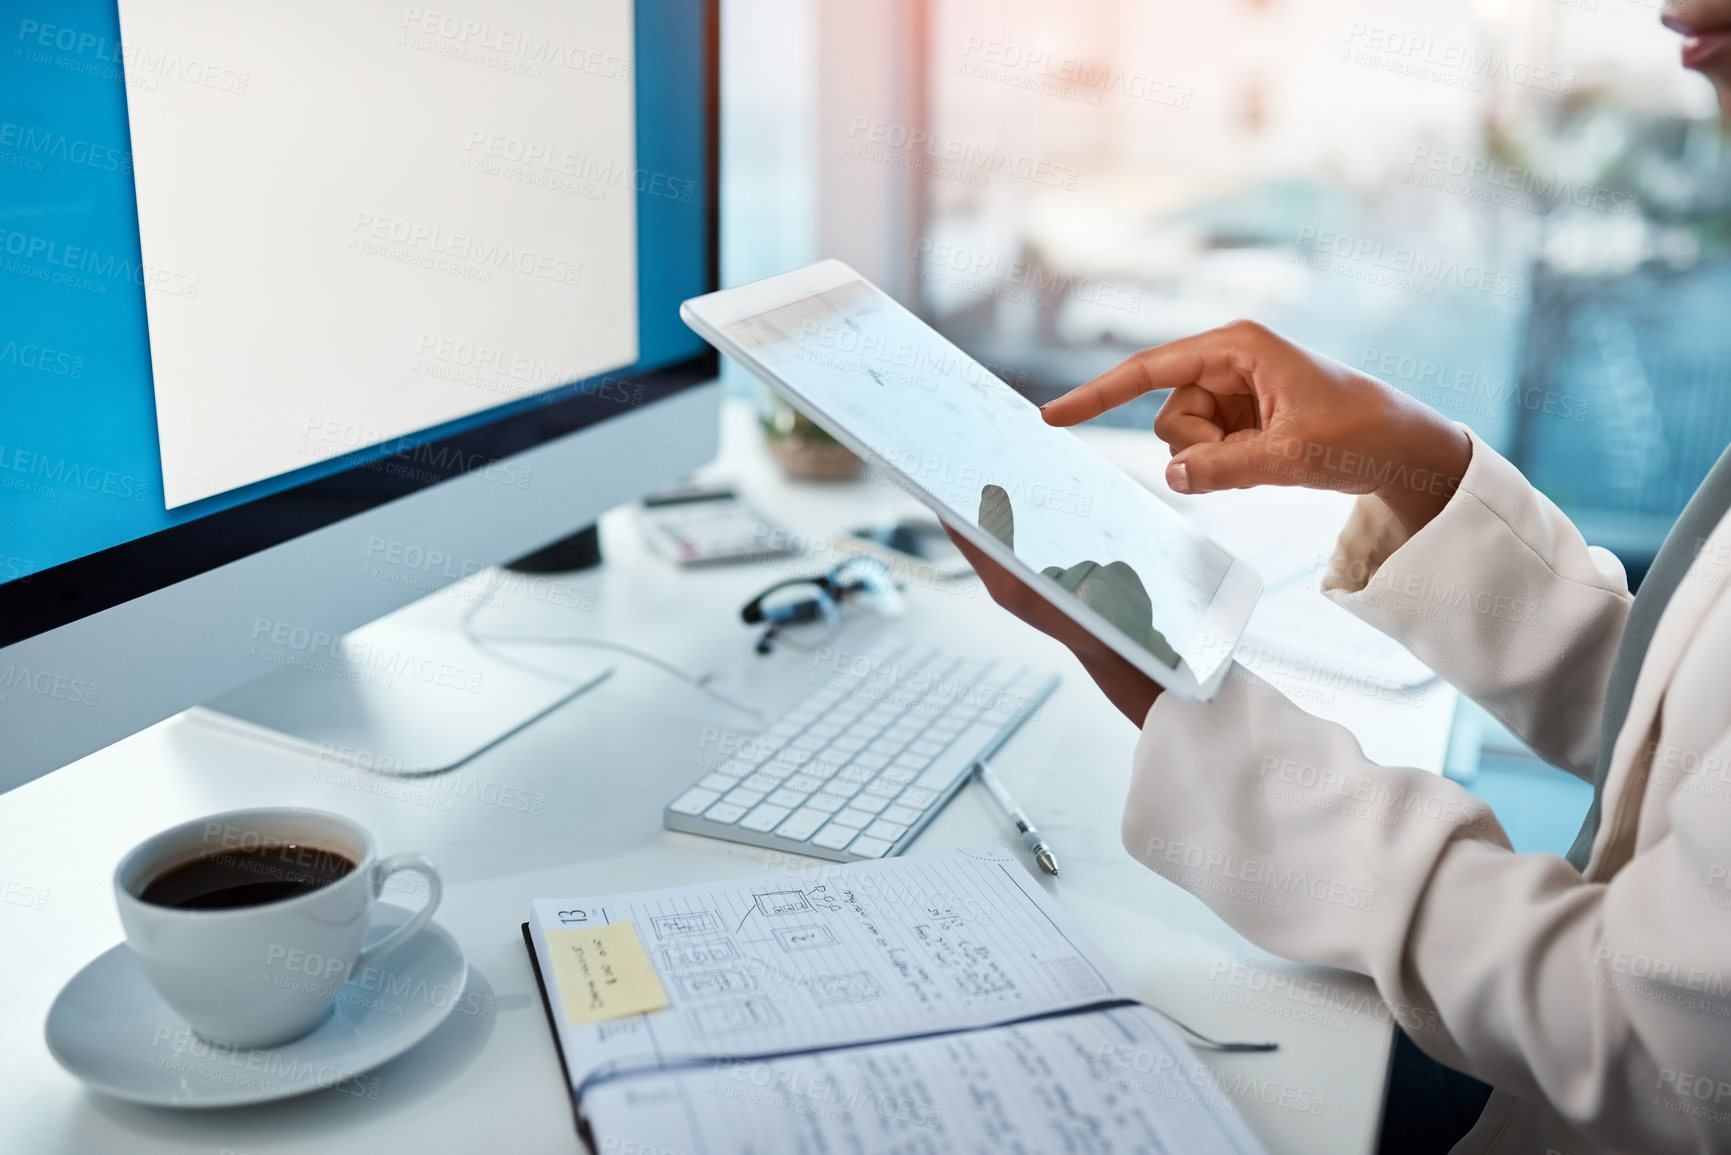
xmin=545 ymin=922 xmax=670 ymax=1025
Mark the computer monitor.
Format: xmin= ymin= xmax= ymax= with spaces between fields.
xmin=0 ymin=0 xmax=720 ymax=788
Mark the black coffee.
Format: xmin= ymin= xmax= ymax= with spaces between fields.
xmin=139 ymin=844 xmax=357 ymax=910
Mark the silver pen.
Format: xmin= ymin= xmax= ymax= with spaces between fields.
xmin=973 ymin=760 xmax=1059 ymax=876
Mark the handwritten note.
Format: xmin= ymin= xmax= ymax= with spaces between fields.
xmin=546 ymin=922 xmax=669 ymax=1025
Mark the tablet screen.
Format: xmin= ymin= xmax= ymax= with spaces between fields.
xmin=713 ymin=277 xmax=1242 ymax=686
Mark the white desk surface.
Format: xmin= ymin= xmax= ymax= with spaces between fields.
xmin=0 ymin=400 xmax=1456 ymax=1155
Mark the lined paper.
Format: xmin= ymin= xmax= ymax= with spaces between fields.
xmin=584 ymin=1006 xmax=1268 ymax=1154
xmin=530 ymin=846 xmax=1126 ymax=1084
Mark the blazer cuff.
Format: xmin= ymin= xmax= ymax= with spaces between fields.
xmin=1321 ymin=424 xmax=1497 ymax=597
xmin=1311 ymin=424 xmax=1626 ymax=778
xmin=1322 ymin=426 xmax=1623 ymax=608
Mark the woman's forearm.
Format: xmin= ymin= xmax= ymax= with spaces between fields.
xmin=1371 ymin=397 xmax=1474 ymax=538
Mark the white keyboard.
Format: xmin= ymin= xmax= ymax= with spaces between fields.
xmin=664 ymin=642 xmax=1058 ymax=861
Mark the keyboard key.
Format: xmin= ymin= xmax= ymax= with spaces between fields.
xmin=768 ymin=787 xmax=807 ymax=808
xmin=775 ymin=807 xmax=829 ymax=842
xmin=669 ymin=787 xmax=720 ymax=815
xmin=849 ymin=793 xmax=889 ymax=814
xmin=741 ymin=773 xmax=781 ymax=792
xmin=865 ymin=819 xmax=909 ymax=842
xmin=914 ymin=767 xmax=960 ymax=792
xmin=715 ymin=759 xmax=754 ymax=777
xmin=881 ymin=804 xmax=922 ymax=825
xmin=811 ymin=823 xmax=859 ymax=851
xmin=723 ymin=788 xmax=766 ymax=808
xmin=784 ymin=774 xmax=825 ymax=793
xmin=805 ymin=793 xmax=846 ymax=814
xmin=831 ymin=807 xmax=875 ymax=829
xmin=912 ymin=721 xmax=1004 ymax=791
xmin=807 ymin=753 xmax=849 ymax=778
xmin=848 ymin=835 xmax=894 ymax=858
xmin=699 ymin=774 xmax=738 ymax=792
xmin=898 ymin=787 xmax=937 ymax=809
xmin=703 ymin=801 xmax=748 ymax=825
xmin=739 ymin=803 xmax=792 ymax=832
xmin=880 ymin=768 xmax=916 ymax=786
xmin=971 ymin=682 xmax=1018 ymax=710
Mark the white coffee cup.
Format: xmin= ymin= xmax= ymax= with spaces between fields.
xmin=114 ymin=807 xmax=441 ymax=1049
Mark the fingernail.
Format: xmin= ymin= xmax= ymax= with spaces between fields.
xmin=1170 ymin=461 xmax=1191 ymax=494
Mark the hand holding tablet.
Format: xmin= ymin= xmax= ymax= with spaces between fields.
xmin=681 ymin=261 xmax=1262 ymax=703
xmin=941 ymin=525 xmax=1164 ymax=725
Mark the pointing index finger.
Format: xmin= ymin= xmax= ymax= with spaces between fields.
xmin=1039 ymin=328 xmax=1252 ymax=427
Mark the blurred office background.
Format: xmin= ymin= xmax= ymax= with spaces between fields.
xmin=720 ymin=0 xmax=1731 ymax=853
xmin=723 ymin=0 xmax=1731 ymax=584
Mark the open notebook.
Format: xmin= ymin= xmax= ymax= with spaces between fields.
xmin=524 ymin=846 xmax=1270 ymax=1152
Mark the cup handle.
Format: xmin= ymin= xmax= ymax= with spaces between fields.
xmin=356 ymin=852 xmax=442 ymax=970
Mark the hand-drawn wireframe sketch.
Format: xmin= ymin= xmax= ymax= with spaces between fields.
xmin=774 ymin=924 xmax=839 ymax=952
xmin=689 ymin=997 xmax=784 ymax=1036
xmin=653 ymin=911 xmax=722 ymax=939
xmin=810 ymin=971 xmax=883 ymax=1005
xmin=754 ymin=890 xmax=813 ymax=918
xmin=675 ymin=970 xmax=758 ymax=999
xmin=660 ymin=939 xmax=741 ymax=970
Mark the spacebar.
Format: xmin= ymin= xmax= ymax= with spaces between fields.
xmin=914 ymin=722 xmax=1008 ymax=792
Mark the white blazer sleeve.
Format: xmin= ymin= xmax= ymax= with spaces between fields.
xmin=1320 ymin=428 xmax=1630 ymax=780
xmin=1123 ymin=675 xmax=1731 ymax=1152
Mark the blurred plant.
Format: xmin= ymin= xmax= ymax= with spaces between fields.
xmin=758 ymin=389 xmax=862 ymax=481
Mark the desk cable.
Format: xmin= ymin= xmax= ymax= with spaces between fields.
xmin=458 ymin=569 xmax=766 ymax=722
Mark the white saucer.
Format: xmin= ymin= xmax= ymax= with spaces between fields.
xmin=46 ymin=905 xmax=467 ymax=1108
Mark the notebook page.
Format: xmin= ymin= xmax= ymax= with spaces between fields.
xmin=583 ymin=1005 xmax=1270 ymax=1155
xmin=528 ymin=846 xmax=1131 ymax=1088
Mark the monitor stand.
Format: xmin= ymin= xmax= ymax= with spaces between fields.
xmin=192 ymin=557 xmax=612 ymax=776
xmin=505 ymin=523 xmax=602 ymax=573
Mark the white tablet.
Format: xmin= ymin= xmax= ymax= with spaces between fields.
xmin=681 ymin=260 xmax=1260 ymax=702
